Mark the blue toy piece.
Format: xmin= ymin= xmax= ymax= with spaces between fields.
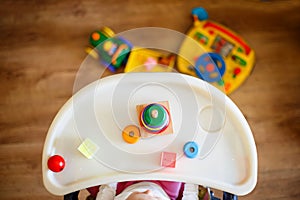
xmin=183 ymin=141 xmax=199 ymax=158
xmin=195 ymin=52 xmax=226 ymax=83
xmin=192 ymin=7 xmax=209 ymax=21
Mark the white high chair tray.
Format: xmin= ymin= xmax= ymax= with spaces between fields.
xmin=42 ymin=73 xmax=257 ymax=196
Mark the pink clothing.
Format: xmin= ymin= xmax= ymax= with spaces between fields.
xmin=116 ymin=180 xmax=184 ymax=200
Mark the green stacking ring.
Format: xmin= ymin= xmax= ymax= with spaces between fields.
xmin=142 ymin=104 xmax=167 ymax=129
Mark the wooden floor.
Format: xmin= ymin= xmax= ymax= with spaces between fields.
xmin=0 ymin=0 xmax=299 ymax=199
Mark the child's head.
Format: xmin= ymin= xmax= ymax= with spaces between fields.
xmin=126 ymin=190 xmax=163 ymax=200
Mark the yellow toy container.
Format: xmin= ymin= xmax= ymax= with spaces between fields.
xmin=124 ymin=47 xmax=175 ymax=73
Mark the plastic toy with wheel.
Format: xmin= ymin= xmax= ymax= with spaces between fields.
xmin=85 ymin=27 xmax=132 ymax=72
xmin=177 ymin=7 xmax=255 ymax=94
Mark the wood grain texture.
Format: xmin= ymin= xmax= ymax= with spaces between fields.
xmin=0 ymin=0 xmax=299 ymax=199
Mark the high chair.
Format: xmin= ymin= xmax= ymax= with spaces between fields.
xmin=42 ymin=73 xmax=257 ymax=200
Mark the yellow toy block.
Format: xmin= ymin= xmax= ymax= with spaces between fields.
xmin=77 ymin=138 xmax=99 ymax=159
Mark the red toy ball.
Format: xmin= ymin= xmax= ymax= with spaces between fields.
xmin=47 ymin=155 xmax=65 ymax=172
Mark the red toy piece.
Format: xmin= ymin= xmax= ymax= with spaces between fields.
xmin=47 ymin=155 xmax=65 ymax=173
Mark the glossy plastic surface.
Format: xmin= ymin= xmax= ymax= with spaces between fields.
xmin=42 ymin=73 xmax=257 ymax=196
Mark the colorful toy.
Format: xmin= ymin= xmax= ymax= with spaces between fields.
xmin=160 ymin=151 xmax=177 ymax=168
xmin=183 ymin=141 xmax=199 ymax=159
xmin=124 ymin=47 xmax=176 ymax=72
xmin=177 ymin=7 xmax=255 ymax=94
xmin=87 ymin=8 xmax=255 ymax=94
xmin=47 ymin=155 xmax=65 ymax=173
xmin=121 ymin=101 xmax=174 ymax=144
xmin=122 ymin=125 xmax=140 ymax=144
xmin=136 ymin=101 xmax=173 ymax=138
xmin=77 ymin=138 xmax=99 ymax=159
xmin=86 ymin=29 xmax=176 ymax=73
xmin=86 ymin=27 xmax=132 ymax=72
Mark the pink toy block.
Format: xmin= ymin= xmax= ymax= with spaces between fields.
xmin=160 ymin=152 xmax=177 ymax=168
